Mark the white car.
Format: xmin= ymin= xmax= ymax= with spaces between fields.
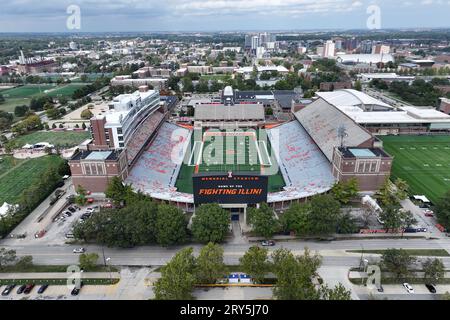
xmin=403 ymin=283 xmax=414 ymax=294
xmin=73 ymin=248 xmax=85 ymax=254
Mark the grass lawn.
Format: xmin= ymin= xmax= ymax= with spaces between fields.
xmin=45 ymin=83 xmax=88 ymax=98
xmin=347 ymin=249 xmax=450 ymax=257
xmin=12 ymin=130 xmax=91 ymax=148
xmin=0 ymin=155 xmax=64 ymax=204
xmin=380 ymin=135 xmax=450 ymax=203
xmin=0 ymin=264 xmax=118 ymax=273
xmin=0 ymin=156 xmax=24 ymax=176
xmin=0 ymin=84 xmax=89 ymax=117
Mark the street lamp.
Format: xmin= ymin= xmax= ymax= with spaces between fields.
xmin=105 ymin=257 xmax=112 ymax=285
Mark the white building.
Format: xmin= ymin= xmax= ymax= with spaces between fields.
xmin=100 ymin=88 xmax=161 ymax=149
xmin=323 ymin=40 xmax=336 ymax=58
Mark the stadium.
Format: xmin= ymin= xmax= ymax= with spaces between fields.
xmin=71 ymin=87 xmax=393 ymax=219
xmin=96 ymin=87 xmax=390 ymax=214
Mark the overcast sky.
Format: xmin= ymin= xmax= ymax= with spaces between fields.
xmin=0 ymin=0 xmax=449 ymax=32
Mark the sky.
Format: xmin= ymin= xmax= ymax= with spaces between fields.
xmin=0 ymin=0 xmax=449 ymax=33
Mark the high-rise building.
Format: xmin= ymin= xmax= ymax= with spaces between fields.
xmin=372 ymin=44 xmax=390 ymax=55
xmin=323 ymin=40 xmax=336 ymax=58
xmin=251 ymin=36 xmax=260 ymax=51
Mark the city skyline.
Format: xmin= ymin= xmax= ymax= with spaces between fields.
xmin=0 ymin=0 xmax=450 ymax=33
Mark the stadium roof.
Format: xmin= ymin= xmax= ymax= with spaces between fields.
xmin=294 ymin=98 xmax=373 ymax=162
xmin=195 ymin=104 xmax=265 ymax=121
xmin=336 ymin=54 xmax=394 ymax=64
xmin=316 ymin=89 xmax=392 ymax=110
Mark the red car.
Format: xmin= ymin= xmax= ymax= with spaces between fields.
xmin=423 ymin=209 xmax=434 ymax=217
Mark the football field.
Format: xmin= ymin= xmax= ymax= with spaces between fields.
xmin=176 ymin=129 xmax=285 ymax=194
xmin=380 ymin=135 xmax=450 ymax=203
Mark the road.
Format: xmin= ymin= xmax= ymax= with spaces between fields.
xmin=3 ymin=238 xmax=449 ymax=267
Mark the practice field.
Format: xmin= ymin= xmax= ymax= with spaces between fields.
xmin=0 ymin=155 xmax=64 ymax=204
xmin=0 ymin=84 xmax=90 ymax=116
xmin=380 ymin=135 xmax=450 ymax=203
xmin=176 ymin=129 xmax=286 ymax=194
xmin=12 ymin=130 xmax=91 ymax=148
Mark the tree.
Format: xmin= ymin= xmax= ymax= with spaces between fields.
xmin=191 ymin=204 xmax=230 ymax=243
xmin=155 ymin=204 xmax=187 ymax=247
xmin=247 ymin=203 xmax=279 ymax=239
xmin=381 ymin=249 xmax=416 ymax=280
xmin=75 ymin=185 xmax=88 ymax=206
xmin=79 ymin=253 xmax=99 ymax=271
xmin=436 ymin=190 xmax=450 ymax=230
xmin=279 ymin=202 xmax=310 ymax=235
xmin=331 ymin=178 xmax=359 ymax=204
xmin=271 ymin=248 xmax=322 ymax=300
xmin=154 ymin=248 xmax=196 ymax=300
xmin=379 ymin=206 xmax=417 ymax=233
xmin=105 ymin=177 xmax=132 ymax=206
xmin=80 ymin=109 xmax=93 ymax=120
xmin=0 ymin=248 xmax=17 ymax=269
xmin=308 ymin=195 xmax=341 ymax=235
xmin=239 ymin=246 xmax=269 ymax=284
xmin=321 ymin=283 xmax=352 ymax=300
xmin=195 ymin=243 xmax=225 ymax=284
xmin=422 ymin=258 xmax=445 ymax=284
xmin=354 ymin=80 xmax=362 ymax=92
xmin=14 ymin=105 xmax=29 ymax=117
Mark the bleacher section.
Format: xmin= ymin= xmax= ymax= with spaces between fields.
xmin=294 ymin=98 xmax=372 ymax=162
xmin=126 ymin=122 xmax=194 ymax=203
xmin=126 ymin=111 xmax=165 ymax=165
xmin=267 ymin=121 xmax=335 ymax=202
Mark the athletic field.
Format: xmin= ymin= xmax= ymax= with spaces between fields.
xmin=176 ymin=129 xmax=286 ymax=194
xmin=12 ymin=131 xmax=91 ymax=148
xmin=380 ymin=135 xmax=450 ymax=203
xmin=0 ymin=155 xmax=64 ymax=204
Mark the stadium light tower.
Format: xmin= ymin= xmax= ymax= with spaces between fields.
xmin=337 ymin=125 xmax=348 ymax=148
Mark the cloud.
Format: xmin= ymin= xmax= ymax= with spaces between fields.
xmin=0 ymin=0 xmax=448 ymax=32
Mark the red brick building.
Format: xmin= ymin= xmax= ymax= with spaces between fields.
xmin=70 ymin=150 xmax=128 ymax=193
xmin=332 ymin=147 xmax=393 ymax=192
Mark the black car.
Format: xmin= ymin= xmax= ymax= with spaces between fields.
xmin=377 ymin=285 xmax=384 ymax=293
xmin=68 ymin=207 xmax=76 ymax=213
xmin=55 ymin=181 xmax=65 ymax=188
xmin=71 ymin=281 xmax=84 ymax=296
xmin=425 ymin=284 xmax=437 ymax=293
xmin=37 ymin=284 xmax=49 ymax=294
xmin=16 ymin=284 xmax=27 ymax=294
xmin=2 ymin=284 xmax=15 ymax=296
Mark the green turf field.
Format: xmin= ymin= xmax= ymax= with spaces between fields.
xmin=175 ymin=129 xmax=286 ymax=194
xmin=0 ymin=85 xmax=56 ymax=99
xmin=45 ymin=83 xmax=88 ymax=98
xmin=12 ymin=131 xmax=91 ymax=148
xmin=0 ymin=155 xmax=64 ymax=204
xmin=380 ymin=135 xmax=450 ymax=203
xmin=0 ymin=84 xmax=90 ymax=116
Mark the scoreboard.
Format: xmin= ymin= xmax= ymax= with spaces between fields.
xmin=193 ymin=172 xmax=268 ymax=204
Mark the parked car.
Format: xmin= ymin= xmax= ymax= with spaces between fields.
xmin=261 ymin=240 xmax=276 ymax=247
xmin=49 ymin=197 xmax=58 ymax=206
xmin=71 ymin=281 xmax=84 ymax=296
xmin=2 ymin=284 xmax=15 ymax=296
xmin=37 ymin=284 xmax=49 ymax=294
xmin=65 ymin=233 xmax=75 ymax=239
xmin=403 ymin=283 xmax=415 ymax=294
xmin=16 ymin=284 xmax=27 ymax=294
xmin=425 ymin=284 xmax=437 ymax=294
xmin=23 ymin=284 xmax=35 ymax=294
xmin=67 ymin=207 xmax=76 ymax=213
xmin=73 ymin=248 xmax=85 ymax=254
xmin=55 ymin=181 xmax=65 ymax=188
xmin=416 ymin=228 xmax=428 ymax=233
xmin=64 ymin=211 xmax=72 ymax=217
xmin=423 ymin=209 xmax=434 ymax=217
